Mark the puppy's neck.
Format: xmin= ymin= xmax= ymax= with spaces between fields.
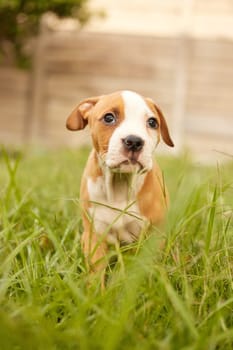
xmin=96 ymin=152 xmax=146 ymax=203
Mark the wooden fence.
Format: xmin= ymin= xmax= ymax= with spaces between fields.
xmin=0 ymin=29 xmax=233 ymax=161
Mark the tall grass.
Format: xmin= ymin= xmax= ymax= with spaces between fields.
xmin=0 ymin=147 xmax=233 ymax=350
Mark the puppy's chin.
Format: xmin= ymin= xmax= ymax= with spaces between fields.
xmin=108 ymin=160 xmax=143 ymax=174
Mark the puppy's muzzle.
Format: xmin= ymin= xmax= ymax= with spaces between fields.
xmin=122 ymin=135 xmax=144 ymax=153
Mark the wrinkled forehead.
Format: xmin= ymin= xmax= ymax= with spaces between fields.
xmin=90 ymin=90 xmax=155 ymax=120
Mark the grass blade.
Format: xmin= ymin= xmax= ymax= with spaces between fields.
xmin=205 ymin=186 xmax=218 ymax=254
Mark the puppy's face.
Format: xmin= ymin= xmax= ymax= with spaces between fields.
xmin=66 ymin=91 xmax=174 ymax=172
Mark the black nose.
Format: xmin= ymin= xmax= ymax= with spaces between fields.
xmin=122 ymin=135 xmax=144 ymax=152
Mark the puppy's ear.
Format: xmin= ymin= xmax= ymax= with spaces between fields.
xmin=154 ymin=104 xmax=174 ymax=147
xmin=146 ymin=98 xmax=174 ymax=147
xmin=66 ymin=96 xmax=100 ymax=131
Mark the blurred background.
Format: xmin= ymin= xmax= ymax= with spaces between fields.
xmin=0 ymin=0 xmax=233 ymax=162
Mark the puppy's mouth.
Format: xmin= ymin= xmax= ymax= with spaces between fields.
xmin=121 ymin=158 xmax=141 ymax=166
xmin=110 ymin=158 xmax=144 ymax=173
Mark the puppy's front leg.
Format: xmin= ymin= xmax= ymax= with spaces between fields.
xmin=81 ymin=229 xmax=108 ymax=288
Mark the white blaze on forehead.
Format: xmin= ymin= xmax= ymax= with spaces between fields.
xmin=121 ymin=90 xmax=153 ymax=124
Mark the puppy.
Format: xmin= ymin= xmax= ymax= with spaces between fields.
xmin=66 ymin=90 xmax=174 ymax=276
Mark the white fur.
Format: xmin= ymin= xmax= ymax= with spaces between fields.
xmin=105 ymin=90 xmax=159 ymax=171
xmin=87 ymin=169 xmax=148 ymax=244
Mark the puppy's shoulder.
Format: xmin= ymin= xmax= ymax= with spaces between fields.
xmin=137 ymin=160 xmax=168 ymax=224
xmin=80 ymin=149 xmax=103 ymax=205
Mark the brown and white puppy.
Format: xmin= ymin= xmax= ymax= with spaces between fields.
xmin=66 ymin=90 xmax=174 ymax=276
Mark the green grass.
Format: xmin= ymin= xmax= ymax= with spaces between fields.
xmin=0 ymin=147 xmax=233 ymax=350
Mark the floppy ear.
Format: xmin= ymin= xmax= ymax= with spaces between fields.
xmin=154 ymin=104 xmax=174 ymax=147
xmin=146 ymin=98 xmax=174 ymax=147
xmin=66 ymin=96 xmax=100 ymax=131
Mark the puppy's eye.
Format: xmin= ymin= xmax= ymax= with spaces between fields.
xmin=147 ymin=117 xmax=159 ymax=129
xmin=102 ymin=113 xmax=117 ymax=125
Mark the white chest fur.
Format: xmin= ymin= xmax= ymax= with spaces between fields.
xmin=87 ymin=170 xmax=148 ymax=244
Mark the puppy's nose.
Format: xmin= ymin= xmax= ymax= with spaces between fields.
xmin=122 ymin=135 xmax=144 ymax=152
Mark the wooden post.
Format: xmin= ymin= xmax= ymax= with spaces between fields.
xmin=172 ymin=0 xmax=193 ymax=152
xmin=172 ymin=37 xmax=189 ymax=152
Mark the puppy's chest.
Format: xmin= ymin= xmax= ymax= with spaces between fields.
xmin=87 ymin=174 xmax=147 ymax=244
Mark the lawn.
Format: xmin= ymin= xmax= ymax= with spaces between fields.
xmin=0 ymin=147 xmax=233 ymax=350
